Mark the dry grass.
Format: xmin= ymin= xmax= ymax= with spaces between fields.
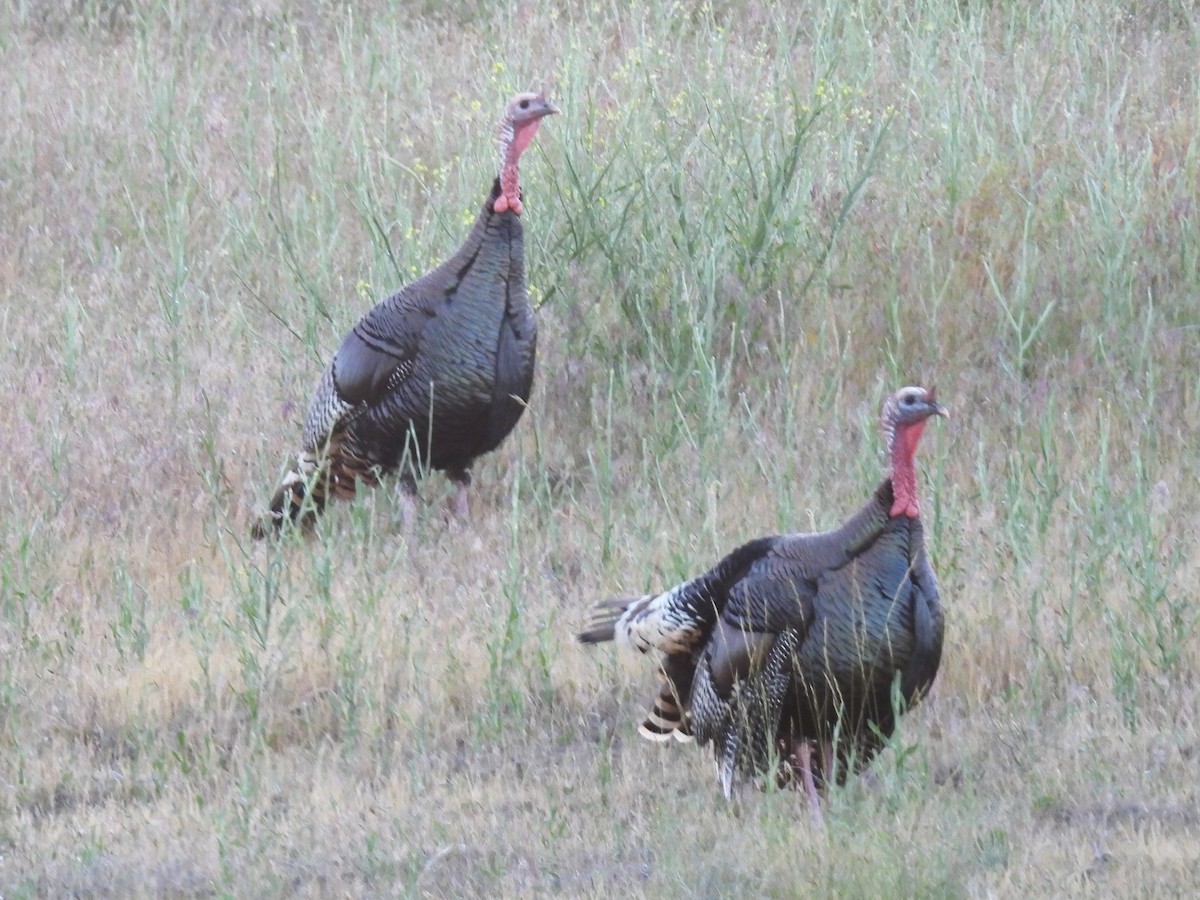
xmin=1 ymin=0 xmax=1199 ymax=895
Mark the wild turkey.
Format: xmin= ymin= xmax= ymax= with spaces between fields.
xmin=253 ymin=91 xmax=558 ymax=538
xmin=579 ymin=386 xmax=948 ymax=816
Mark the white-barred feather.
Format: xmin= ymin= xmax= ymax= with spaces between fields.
xmin=613 ymin=581 xmax=708 ymax=655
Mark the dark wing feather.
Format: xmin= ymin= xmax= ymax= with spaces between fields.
xmin=330 ymin=298 xmax=436 ymax=407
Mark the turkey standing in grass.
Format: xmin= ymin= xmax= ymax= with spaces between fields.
xmin=579 ymin=386 xmax=948 ymax=818
xmin=253 ymin=92 xmax=558 ymax=538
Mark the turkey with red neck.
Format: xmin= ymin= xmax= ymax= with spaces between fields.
xmin=579 ymin=386 xmax=948 ymax=819
xmin=254 ymin=91 xmax=558 ymax=538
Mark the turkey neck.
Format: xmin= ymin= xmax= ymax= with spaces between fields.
xmin=434 ymin=185 xmax=525 ymax=311
xmin=889 ymin=420 xmax=926 ymax=518
xmin=498 ymin=118 xmax=544 ymax=210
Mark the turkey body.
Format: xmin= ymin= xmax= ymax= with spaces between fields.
xmin=307 ymin=179 xmax=536 ymax=483
xmin=580 ymin=386 xmax=947 ymax=801
xmin=254 ymin=90 xmax=556 ymax=537
xmin=700 ymin=482 xmax=942 ymax=789
xmin=254 ymin=180 xmax=537 ymax=536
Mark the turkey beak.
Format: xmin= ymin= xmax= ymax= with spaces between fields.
xmin=932 ymin=402 xmax=949 ymax=420
xmin=530 ymin=92 xmax=559 ymax=118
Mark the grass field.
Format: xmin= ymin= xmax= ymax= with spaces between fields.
xmin=2 ymin=0 xmax=1199 ymax=895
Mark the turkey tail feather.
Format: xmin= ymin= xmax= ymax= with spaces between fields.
xmin=638 ymin=683 xmax=693 ymax=743
xmin=577 ymin=598 xmax=637 ymax=644
xmin=251 ymin=452 xmax=328 ymax=539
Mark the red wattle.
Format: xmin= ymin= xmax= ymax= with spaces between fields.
xmin=889 ymin=420 xmax=927 ymax=518
xmin=498 ymin=119 xmax=543 ymax=214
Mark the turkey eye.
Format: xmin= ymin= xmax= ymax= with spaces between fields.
xmin=519 ymin=99 xmax=530 ymax=109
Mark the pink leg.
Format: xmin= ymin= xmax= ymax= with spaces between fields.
xmin=451 ymin=480 xmax=470 ymax=521
xmin=447 ymin=470 xmax=471 ymax=523
xmin=387 ymin=474 xmax=418 ymax=537
xmin=396 ymin=487 xmax=417 ymax=537
xmin=794 ymin=742 xmax=825 ymax=828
